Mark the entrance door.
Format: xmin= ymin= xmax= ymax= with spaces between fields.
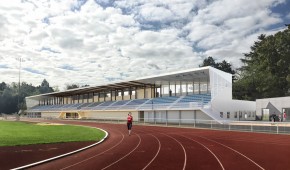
xmin=262 ymin=109 xmax=269 ymax=121
xmin=139 ymin=111 xmax=144 ymax=123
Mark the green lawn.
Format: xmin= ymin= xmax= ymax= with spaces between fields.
xmin=0 ymin=121 xmax=106 ymax=146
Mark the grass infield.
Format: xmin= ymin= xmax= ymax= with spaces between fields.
xmin=0 ymin=121 xmax=106 ymax=146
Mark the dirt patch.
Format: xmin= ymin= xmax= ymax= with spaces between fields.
xmin=36 ymin=122 xmax=64 ymax=126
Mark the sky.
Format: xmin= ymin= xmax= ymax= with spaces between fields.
xmin=0 ymin=0 xmax=289 ymax=91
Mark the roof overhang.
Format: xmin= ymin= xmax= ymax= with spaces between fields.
xmin=26 ymin=66 xmax=216 ymax=99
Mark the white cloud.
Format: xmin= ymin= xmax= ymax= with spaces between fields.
xmin=0 ymin=0 xmax=287 ymax=90
xmin=286 ymin=12 xmax=290 ymax=19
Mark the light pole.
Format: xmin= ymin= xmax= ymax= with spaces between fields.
xmin=17 ymin=57 xmax=23 ymax=114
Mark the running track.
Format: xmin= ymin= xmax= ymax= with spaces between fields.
xmin=16 ymin=120 xmax=290 ymax=169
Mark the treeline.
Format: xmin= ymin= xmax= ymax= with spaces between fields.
xmin=234 ymin=24 xmax=290 ymax=100
xmin=1 ymin=25 xmax=289 ymax=114
xmin=0 ymin=80 xmax=90 ymax=114
xmin=202 ymin=25 xmax=290 ymax=100
xmin=0 ymin=79 xmax=54 ymax=114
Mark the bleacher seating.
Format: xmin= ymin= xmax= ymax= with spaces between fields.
xmin=126 ymin=99 xmax=149 ymax=105
xmin=151 ymin=96 xmax=179 ymax=104
xmin=28 ymin=94 xmax=212 ymax=112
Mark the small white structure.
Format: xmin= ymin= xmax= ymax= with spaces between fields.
xmin=256 ymin=96 xmax=290 ymax=122
xmin=26 ymin=66 xmax=256 ymax=122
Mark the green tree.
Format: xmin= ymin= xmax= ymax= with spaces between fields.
xmin=65 ymin=84 xmax=80 ymax=90
xmin=39 ymin=79 xmax=54 ymax=94
xmin=200 ymin=56 xmax=236 ymax=80
xmin=234 ymin=25 xmax=290 ymax=100
xmin=200 ymin=56 xmax=218 ymax=68
xmin=0 ymin=80 xmax=54 ymax=114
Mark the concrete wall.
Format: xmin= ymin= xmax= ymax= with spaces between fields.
xmin=144 ymin=109 xmax=213 ymax=124
xmin=85 ymin=111 xmax=138 ymax=120
xmin=42 ymin=112 xmax=60 ymax=118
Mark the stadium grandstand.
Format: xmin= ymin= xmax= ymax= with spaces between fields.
xmin=25 ymin=66 xmax=255 ymax=123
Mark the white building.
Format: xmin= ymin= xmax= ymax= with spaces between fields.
xmin=256 ymin=96 xmax=290 ymax=122
xmin=25 ymin=66 xmax=256 ymax=123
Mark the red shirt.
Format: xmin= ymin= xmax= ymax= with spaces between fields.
xmin=127 ymin=115 xmax=133 ymax=123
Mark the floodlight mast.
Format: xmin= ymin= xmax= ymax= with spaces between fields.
xmin=18 ymin=57 xmax=22 ymax=114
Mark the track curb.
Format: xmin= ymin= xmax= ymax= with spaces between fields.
xmin=12 ymin=127 xmax=109 ymax=170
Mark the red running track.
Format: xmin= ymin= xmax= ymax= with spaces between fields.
xmin=12 ymin=120 xmax=290 ymax=170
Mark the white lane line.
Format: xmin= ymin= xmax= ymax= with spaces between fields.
xmin=142 ymin=134 xmax=161 ymax=170
xmin=60 ymin=130 xmax=125 ymax=170
xmin=101 ymin=133 xmax=142 ymax=170
xmin=180 ymin=135 xmax=225 ymax=170
xmin=12 ymin=127 xmax=108 ymax=170
xmin=161 ymin=133 xmax=187 ymax=170
xmin=199 ymin=136 xmax=265 ymax=170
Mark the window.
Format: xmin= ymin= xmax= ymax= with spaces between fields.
xmin=227 ymin=112 xmax=230 ymax=119
xmin=220 ymin=112 xmax=223 ymax=118
xmin=234 ymin=112 xmax=237 ymax=118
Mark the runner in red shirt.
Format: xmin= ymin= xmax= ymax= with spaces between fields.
xmin=127 ymin=112 xmax=133 ymax=136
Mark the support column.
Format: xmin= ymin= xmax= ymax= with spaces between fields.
xmin=144 ymin=85 xmax=146 ymax=99
xmin=175 ymin=83 xmax=177 ymax=96
xmin=186 ymin=82 xmax=188 ymax=95
xmin=121 ymin=90 xmax=124 ymax=100
xmin=135 ymin=86 xmax=137 ymax=99
xmin=103 ymin=91 xmax=106 ymax=101
xmin=199 ymin=78 xmax=201 ymax=94
xmin=129 ymin=87 xmax=132 ymax=100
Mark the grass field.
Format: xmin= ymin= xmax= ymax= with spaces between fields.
xmin=0 ymin=121 xmax=106 ymax=146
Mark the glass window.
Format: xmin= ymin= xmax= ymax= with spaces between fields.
xmin=220 ymin=112 xmax=223 ymax=118
xmin=234 ymin=112 xmax=237 ymax=118
xmin=227 ymin=112 xmax=230 ymax=119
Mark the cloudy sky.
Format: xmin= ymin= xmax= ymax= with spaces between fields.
xmin=0 ymin=0 xmax=289 ymax=90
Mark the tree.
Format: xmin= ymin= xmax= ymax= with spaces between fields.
xmin=200 ymin=56 xmax=236 ymax=80
xmin=39 ymin=79 xmax=54 ymax=94
xmin=234 ymin=25 xmax=290 ymax=100
xmin=200 ymin=56 xmax=218 ymax=68
xmin=65 ymin=84 xmax=80 ymax=90
xmin=0 ymin=80 xmax=54 ymax=114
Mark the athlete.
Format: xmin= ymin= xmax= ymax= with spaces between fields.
xmin=127 ymin=112 xmax=133 ymax=136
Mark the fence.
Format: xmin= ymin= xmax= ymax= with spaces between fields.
xmin=1 ymin=113 xmax=20 ymax=121
xmin=16 ymin=116 xmax=290 ymax=135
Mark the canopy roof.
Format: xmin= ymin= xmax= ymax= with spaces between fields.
xmin=27 ymin=66 xmax=214 ymax=99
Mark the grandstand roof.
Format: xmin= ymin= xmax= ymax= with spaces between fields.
xmin=27 ymin=66 xmax=215 ymax=99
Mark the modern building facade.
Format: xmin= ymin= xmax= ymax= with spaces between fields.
xmin=256 ymin=96 xmax=290 ymax=122
xmin=25 ymin=66 xmax=256 ymax=123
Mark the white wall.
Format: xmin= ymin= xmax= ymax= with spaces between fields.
xmin=155 ymin=111 xmax=167 ymax=123
xmin=209 ymin=67 xmax=232 ymax=100
xmin=256 ymin=96 xmax=290 ymax=117
xmin=42 ymin=112 xmax=60 ymax=118
xmin=86 ymin=111 xmax=138 ymax=120
xmin=167 ymin=110 xmax=179 ymax=123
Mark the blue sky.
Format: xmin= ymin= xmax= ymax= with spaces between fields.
xmin=0 ymin=0 xmax=289 ymax=90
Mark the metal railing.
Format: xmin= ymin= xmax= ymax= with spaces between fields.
xmin=17 ymin=116 xmax=290 ymax=135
